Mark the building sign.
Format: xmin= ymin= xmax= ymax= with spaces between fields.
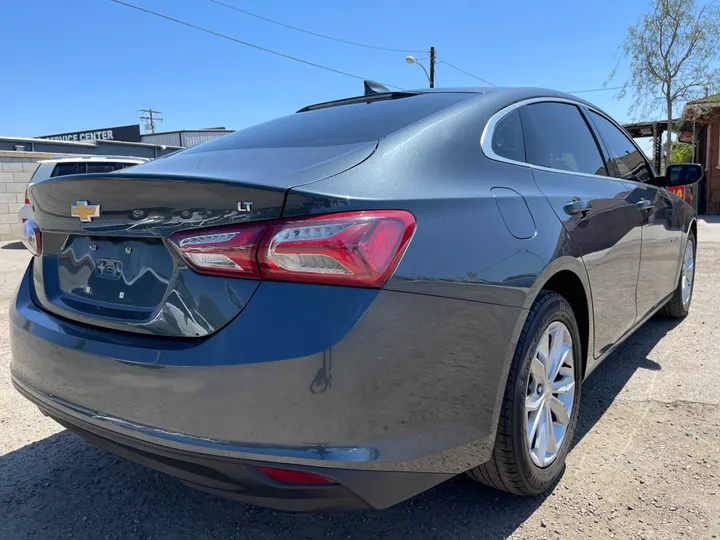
xmin=40 ymin=124 xmax=141 ymax=143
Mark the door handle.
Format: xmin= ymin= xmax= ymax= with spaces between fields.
xmin=563 ymin=198 xmax=591 ymax=216
xmin=637 ymin=199 xmax=655 ymax=212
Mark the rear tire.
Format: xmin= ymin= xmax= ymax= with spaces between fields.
xmin=467 ymin=290 xmax=582 ymax=495
xmin=661 ymin=231 xmax=696 ymax=319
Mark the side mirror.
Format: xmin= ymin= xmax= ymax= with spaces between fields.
xmin=657 ymin=163 xmax=704 ymax=187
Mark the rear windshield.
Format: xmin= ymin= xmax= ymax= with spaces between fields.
xmin=186 ymin=93 xmax=476 ymax=151
xmin=49 ymin=161 xmax=139 ymax=177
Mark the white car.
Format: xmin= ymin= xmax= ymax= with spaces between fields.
xmin=18 ymin=156 xmax=148 ymax=222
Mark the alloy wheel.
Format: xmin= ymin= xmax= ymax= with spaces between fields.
xmin=525 ymin=321 xmax=575 ymax=468
xmin=681 ymin=239 xmax=694 ymax=307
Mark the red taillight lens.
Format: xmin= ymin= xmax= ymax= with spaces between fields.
xmin=21 ymin=218 xmax=42 ymax=256
xmin=170 ymin=210 xmax=416 ymax=288
xmin=255 ymin=467 xmax=334 ymax=485
xmin=22 ymin=189 xmax=30 ymax=223
xmin=259 ymin=211 xmax=416 ymax=288
xmin=169 ymin=224 xmax=269 ymax=279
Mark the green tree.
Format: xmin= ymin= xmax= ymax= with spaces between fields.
xmin=611 ymin=0 xmax=720 ymax=172
xmin=670 ymin=142 xmax=693 ymax=164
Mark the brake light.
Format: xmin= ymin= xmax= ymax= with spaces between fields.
xmin=255 ymin=466 xmax=334 ymax=485
xmin=169 ymin=224 xmax=268 ymax=279
xmin=21 ymin=218 xmax=42 ymax=256
xmin=169 ymin=210 xmax=415 ymax=288
xmin=259 ymin=211 xmax=415 ymax=287
xmin=22 ymin=189 xmax=30 ymax=223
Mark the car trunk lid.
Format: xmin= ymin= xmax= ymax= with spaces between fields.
xmin=27 ymin=142 xmax=376 ymax=337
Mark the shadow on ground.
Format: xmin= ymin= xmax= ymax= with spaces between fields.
xmin=0 ymin=317 xmax=679 ymax=540
xmin=1 ymin=241 xmax=25 ymax=250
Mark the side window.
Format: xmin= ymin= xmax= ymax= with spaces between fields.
xmin=50 ymin=162 xmax=85 ymax=177
xmin=520 ymin=102 xmax=607 ymax=176
xmin=589 ymin=111 xmax=652 ymax=183
xmin=492 ymin=110 xmax=525 ymax=162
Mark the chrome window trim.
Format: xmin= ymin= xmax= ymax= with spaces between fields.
xmin=480 ymin=96 xmax=654 ymax=181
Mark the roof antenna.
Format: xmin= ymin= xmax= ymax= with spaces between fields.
xmin=364 ymin=80 xmax=391 ymax=96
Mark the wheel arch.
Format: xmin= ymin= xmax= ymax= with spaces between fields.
xmin=524 ymin=257 xmax=593 ymax=380
xmin=674 ymin=217 xmax=697 ymax=284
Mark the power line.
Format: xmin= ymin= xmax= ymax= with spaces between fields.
xmin=207 ymin=0 xmax=426 ymax=54
xmin=438 ymin=60 xmax=495 ymax=86
xmin=567 ymin=85 xmax=624 ymax=94
xmin=436 ymin=61 xmax=625 ymax=95
xmin=108 ymin=0 xmax=402 ymax=89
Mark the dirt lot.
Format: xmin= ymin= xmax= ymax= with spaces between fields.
xmin=1 ymin=219 xmax=719 ymax=540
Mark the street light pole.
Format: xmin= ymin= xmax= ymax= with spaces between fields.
xmin=429 ymin=46 xmax=435 ymax=88
xmin=405 ymin=46 xmax=436 ymax=88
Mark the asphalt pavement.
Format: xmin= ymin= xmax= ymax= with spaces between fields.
xmin=1 ymin=220 xmax=719 ymax=539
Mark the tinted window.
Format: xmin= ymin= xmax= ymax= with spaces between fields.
xmin=87 ymin=163 xmax=122 ymax=174
xmin=185 ymin=93 xmax=475 ymax=151
xmin=520 ymin=102 xmax=607 ymax=176
xmin=51 ymin=163 xmax=85 ymax=177
xmin=115 ymin=162 xmax=138 ymax=170
xmin=492 ymin=110 xmax=525 ymax=162
xmin=589 ymin=111 xmax=652 ymax=182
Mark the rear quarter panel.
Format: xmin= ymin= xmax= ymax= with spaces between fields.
xmin=285 ymin=93 xmax=587 ymax=312
xmin=284 ymin=92 xmax=594 ymax=444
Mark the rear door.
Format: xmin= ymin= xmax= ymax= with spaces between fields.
xmin=519 ymin=101 xmax=643 ymax=357
xmin=587 ymin=110 xmax=683 ymax=318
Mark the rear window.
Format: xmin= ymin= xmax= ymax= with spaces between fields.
xmin=86 ymin=162 xmax=131 ymax=174
xmin=50 ymin=161 xmax=138 ymax=177
xmin=186 ymin=93 xmax=476 ymax=151
xmin=51 ymin=162 xmax=84 ymax=177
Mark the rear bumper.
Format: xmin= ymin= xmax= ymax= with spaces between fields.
xmin=10 ymin=262 xmax=526 ymax=509
xmin=13 ymin=377 xmax=448 ymax=511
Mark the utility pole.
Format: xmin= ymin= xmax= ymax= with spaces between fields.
xmin=138 ymin=109 xmax=163 ymax=134
xmin=429 ymin=46 xmax=436 ymax=88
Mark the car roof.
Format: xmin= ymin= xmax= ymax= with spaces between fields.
xmin=299 ymin=86 xmax=598 ymax=115
xmin=425 ymin=86 xmax=596 ymax=106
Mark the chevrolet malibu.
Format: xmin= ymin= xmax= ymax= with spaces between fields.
xmin=11 ymin=86 xmax=700 ymax=511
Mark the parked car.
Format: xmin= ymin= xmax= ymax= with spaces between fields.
xmin=10 ymin=86 xmax=700 ymax=511
xmin=18 ymin=156 xmax=148 ymax=222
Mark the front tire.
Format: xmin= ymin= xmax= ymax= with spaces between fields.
xmin=467 ymin=290 xmax=582 ymax=495
xmin=661 ymin=231 xmax=696 ymax=319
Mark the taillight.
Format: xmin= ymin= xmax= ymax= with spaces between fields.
xmin=21 ymin=218 xmax=42 ymax=256
xmin=169 ymin=210 xmax=416 ymax=288
xmin=259 ymin=211 xmax=415 ymax=287
xmin=169 ymin=224 xmax=268 ymax=279
xmin=22 ymin=189 xmax=30 ymax=223
xmin=255 ymin=466 xmax=334 ymax=485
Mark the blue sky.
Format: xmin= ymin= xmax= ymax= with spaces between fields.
xmin=1 ymin=0 xmax=653 ymax=137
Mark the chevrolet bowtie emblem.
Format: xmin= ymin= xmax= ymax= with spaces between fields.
xmin=71 ymin=200 xmax=101 ymax=222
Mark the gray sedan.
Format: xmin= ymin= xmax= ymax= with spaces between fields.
xmin=11 ymin=85 xmax=698 ymax=511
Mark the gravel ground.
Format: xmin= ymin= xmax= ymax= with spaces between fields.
xmin=1 ymin=218 xmax=719 ymax=540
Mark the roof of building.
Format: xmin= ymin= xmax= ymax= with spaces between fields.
xmin=141 ymin=128 xmax=233 ymax=136
xmin=621 ymin=120 xmax=680 ymax=138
